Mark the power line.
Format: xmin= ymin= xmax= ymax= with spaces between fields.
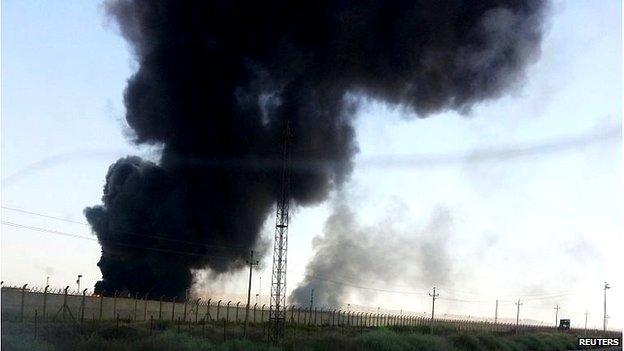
xmin=1 ymin=206 xmax=88 ymax=225
xmin=298 ymin=272 xmax=428 ymax=295
xmin=523 ymin=293 xmax=574 ymax=301
xmin=437 ymin=286 xmax=574 ymax=300
xmin=292 ymin=270 xmax=574 ymax=301
xmin=1 ymin=205 xmax=245 ymax=251
xmin=1 ymin=220 xmax=234 ymax=261
xmin=1 ymin=215 xmax=579 ymax=303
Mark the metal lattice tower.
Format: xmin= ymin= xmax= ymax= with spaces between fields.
xmin=269 ymin=122 xmax=292 ymax=344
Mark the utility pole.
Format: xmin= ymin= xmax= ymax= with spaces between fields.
xmin=553 ymin=304 xmax=560 ymax=328
xmin=309 ymin=288 xmax=314 ymax=312
xmin=603 ymin=282 xmax=610 ymax=333
xmin=243 ymin=250 xmax=259 ymax=337
xmin=584 ymin=311 xmax=589 ymax=335
xmin=76 ymin=275 xmax=82 ymax=292
xmin=494 ymin=299 xmax=498 ymax=324
xmin=515 ymin=299 xmax=523 ymax=327
xmin=429 ymin=287 xmax=439 ymax=334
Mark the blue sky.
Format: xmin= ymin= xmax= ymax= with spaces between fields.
xmin=1 ymin=0 xmax=621 ymax=329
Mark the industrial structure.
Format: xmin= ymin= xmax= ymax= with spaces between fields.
xmin=269 ymin=122 xmax=292 ymax=343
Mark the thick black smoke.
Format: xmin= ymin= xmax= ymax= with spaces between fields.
xmin=86 ymin=0 xmax=548 ymax=297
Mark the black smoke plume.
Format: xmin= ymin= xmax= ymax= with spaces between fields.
xmin=85 ymin=0 xmax=548 ymax=297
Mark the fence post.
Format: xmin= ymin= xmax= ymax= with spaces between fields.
xmin=206 ymin=298 xmax=212 ymax=321
xmin=133 ymin=293 xmax=138 ymax=321
xmin=261 ymin=304 xmax=265 ymax=323
xmin=113 ymin=291 xmax=118 ymax=320
xmin=20 ymin=284 xmax=28 ymax=322
xmin=226 ymin=301 xmax=231 ymax=322
xmin=149 ymin=315 xmax=153 ymax=336
xmin=42 ymin=285 xmax=49 ymax=322
xmin=61 ymin=286 xmax=70 ymax=320
xmin=195 ymin=298 xmax=201 ymax=323
xmin=183 ymin=289 xmax=189 ymax=322
xmin=159 ymin=295 xmax=164 ymax=320
xmin=171 ymin=296 xmax=177 ymax=322
xmin=253 ymin=303 xmax=257 ymax=323
xmin=99 ymin=290 xmax=106 ymax=320
xmin=235 ymin=301 xmax=240 ymax=323
xmin=81 ymin=289 xmax=87 ymax=325
xmin=144 ymin=293 xmax=149 ymax=321
xmin=217 ymin=300 xmax=222 ymax=321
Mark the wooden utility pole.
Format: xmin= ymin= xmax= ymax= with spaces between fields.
xmin=553 ymin=304 xmax=560 ymax=328
xmin=603 ymin=282 xmax=610 ymax=333
xmin=494 ymin=299 xmax=498 ymax=324
xmin=243 ymin=250 xmax=259 ymax=337
xmin=428 ymin=287 xmax=439 ymax=334
xmin=515 ymin=299 xmax=523 ymax=328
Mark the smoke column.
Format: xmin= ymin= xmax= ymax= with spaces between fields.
xmin=291 ymin=202 xmax=454 ymax=307
xmin=85 ymin=0 xmax=548 ymax=297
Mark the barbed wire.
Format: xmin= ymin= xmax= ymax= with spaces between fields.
xmin=0 ymin=205 xmax=590 ymax=303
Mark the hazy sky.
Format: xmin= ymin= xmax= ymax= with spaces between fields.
xmin=1 ymin=0 xmax=621 ymax=329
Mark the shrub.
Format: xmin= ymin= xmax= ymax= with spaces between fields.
xmin=404 ymin=333 xmax=454 ymax=351
xmin=450 ymin=333 xmax=486 ymax=351
xmin=355 ymin=329 xmax=411 ymax=351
